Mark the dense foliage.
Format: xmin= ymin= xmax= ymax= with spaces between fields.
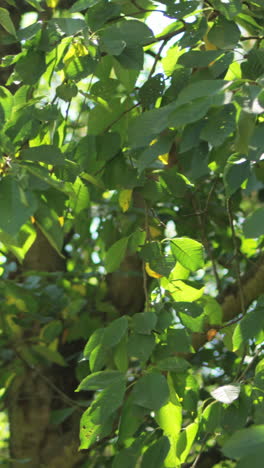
xmin=1 ymin=0 xmax=264 ymax=466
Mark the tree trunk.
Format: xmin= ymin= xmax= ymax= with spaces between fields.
xmin=6 ymin=230 xmax=86 ymax=467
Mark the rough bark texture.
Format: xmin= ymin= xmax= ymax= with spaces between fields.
xmin=6 ymin=230 xmax=86 ymax=468
xmin=107 ymin=254 xmax=145 ymax=315
xmin=8 ymin=367 xmax=84 ymax=468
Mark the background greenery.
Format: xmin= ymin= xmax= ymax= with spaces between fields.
xmin=1 ymin=0 xmax=264 ymax=467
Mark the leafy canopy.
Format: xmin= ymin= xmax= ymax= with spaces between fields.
xmin=1 ymin=0 xmax=264 ymax=467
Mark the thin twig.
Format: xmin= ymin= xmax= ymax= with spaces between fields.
xmin=240 ymin=35 xmax=264 ymax=41
xmin=147 ymin=39 xmax=167 ymax=79
xmin=145 ymin=26 xmax=185 ymax=46
xmin=131 ymin=0 xmax=146 ymax=12
xmin=190 ymin=434 xmax=209 ymax=468
xmin=103 ymin=103 xmax=140 ymax=133
xmin=219 ymin=314 xmax=243 ymax=330
xmin=226 ymin=198 xmax=246 ymax=314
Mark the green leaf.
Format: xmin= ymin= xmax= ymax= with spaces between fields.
xmin=127 ymin=334 xmax=156 ymax=362
xmin=162 ymin=277 xmax=204 ymax=302
xmin=105 ymin=237 xmax=129 ymax=273
xmin=84 ymin=328 xmax=105 ymax=358
xmin=222 ymin=389 xmax=251 ymax=432
xmin=237 ymin=452 xmax=264 ymax=468
xmin=161 ymin=169 xmax=192 ymax=197
xmin=166 ymin=0 xmax=199 ymax=19
xmin=132 ymin=312 xmax=157 ymax=335
xmin=97 ymin=133 xmax=120 ymax=164
xmin=162 ymin=46 xmax=184 ymax=77
xmin=87 ymin=1 xmax=121 ymax=30
xmin=249 ymin=123 xmax=264 ymax=161
xmin=128 ymin=103 xmax=174 ymax=148
xmin=200 ymin=401 xmax=222 ymax=433
xmin=170 ymin=237 xmax=204 ymax=271
xmin=50 ymin=18 xmax=86 ymax=36
xmin=176 ymin=422 xmax=199 ymax=463
xmin=25 ymin=0 xmax=44 ymax=11
xmin=112 ymin=437 xmax=144 ymax=468
xmin=16 ymin=51 xmax=46 ymax=85
xmin=20 ymin=145 xmax=64 ymax=166
xmin=232 ymin=307 xmax=264 ymax=350
xmin=0 ymin=223 xmax=36 ymax=263
xmin=155 ymin=399 xmax=182 ymax=435
xmin=79 ymin=412 xmax=114 ymax=450
xmin=17 ymin=22 xmax=42 ymax=41
xmin=176 ymin=302 xmax=205 ymax=333
xmin=243 ymin=207 xmax=264 ymax=238
xmin=100 ymin=20 xmax=153 ymax=54
xmin=113 ymin=60 xmax=139 ymax=92
xmin=176 ymin=80 xmax=229 ymax=106
xmin=116 ymin=46 xmax=143 ymax=70
xmin=211 ymin=384 xmax=240 ymax=404
xmin=137 ymin=133 xmax=173 ymax=173
xmin=56 ymin=82 xmax=78 ymax=101
xmin=0 ymin=178 xmax=38 ymax=236
xmin=0 ymin=7 xmax=16 ymax=36
xmin=87 ymin=379 xmax=126 ymax=425
xmin=114 ymin=337 xmax=128 ymax=372
xmin=103 ymin=316 xmax=128 ymax=348
xmin=203 ymin=296 xmax=222 ymax=325
xmin=169 ymin=97 xmax=212 ymax=127
xmin=50 ymin=407 xmax=75 ymax=425
xmin=167 ymin=328 xmax=194 ymax=353
xmin=118 ymin=395 xmax=147 ymax=443
xmin=224 ymin=155 xmax=251 ymax=197
xmin=71 ymin=177 xmax=90 ymax=214
xmin=0 ymin=86 xmax=14 ymax=124
xmin=207 ymin=16 xmax=240 ymax=49
xmin=139 ymin=74 xmax=165 ymax=108
xmin=140 ymin=241 xmax=175 ymax=277
xmin=33 ymin=345 xmax=67 ymax=366
xmin=141 ymin=436 xmax=170 ymax=468
xmin=155 ymin=390 xmax=182 ymax=468
xmin=200 ymin=104 xmax=237 ymax=147
xmin=70 ymin=0 xmax=100 ymax=12
xmin=87 ymin=98 xmax=128 ymax=136
xmin=156 ymin=357 xmax=190 ymax=372
xmin=132 ymin=372 xmax=169 ymax=410
xmin=33 ymin=105 xmax=61 ymax=122
xmin=222 ymin=425 xmax=264 ymax=460
xmin=212 ymin=0 xmax=241 ymax=20
xmin=35 ymin=203 xmax=64 ymax=256
xmin=91 ymin=78 xmax=119 ymax=101
xmin=65 ymin=55 xmax=96 ymax=81
xmin=89 ymin=345 xmax=108 ymax=373
xmin=241 ymin=49 xmax=264 ymax=81
xmin=76 ymin=371 xmax=125 ymax=391
xmin=178 ymin=50 xmax=224 ymax=68
xmin=41 ymin=320 xmax=63 ymax=343
xmin=80 ymin=380 xmax=125 ymax=449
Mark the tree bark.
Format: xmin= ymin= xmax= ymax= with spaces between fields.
xmin=6 ymin=230 xmax=86 ymax=468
